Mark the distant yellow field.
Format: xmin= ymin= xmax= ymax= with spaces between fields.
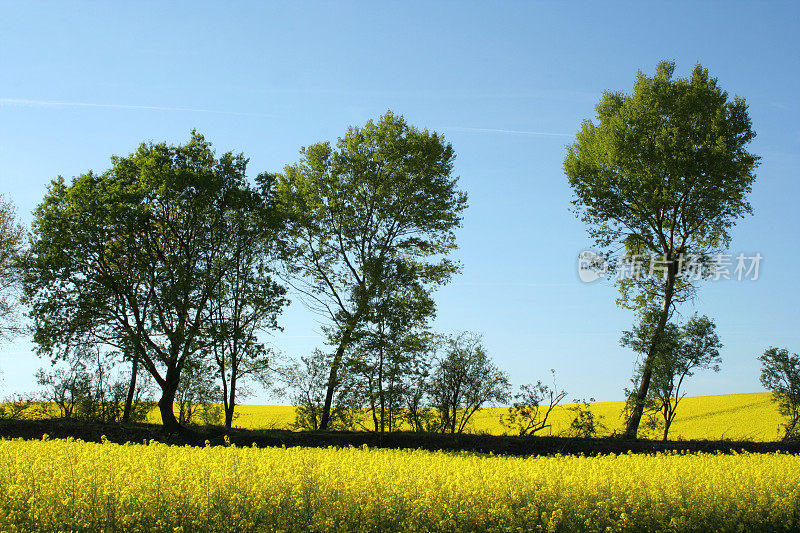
xmin=468 ymin=392 xmax=784 ymax=441
xmin=224 ymin=392 xmax=784 ymax=441
xmin=230 ymin=404 xmax=297 ymax=430
xmin=24 ymin=391 xmax=782 ymax=441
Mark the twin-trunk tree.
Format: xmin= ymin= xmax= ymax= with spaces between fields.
xmin=564 ymin=61 xmax=759 ymax=438
xmin=622 ymin=312 xmax=722 ymax=440
xmin=278 ymin=110 xmax=468 ymax=430
xmin=24 ymin=132 xmax=286 ymax=431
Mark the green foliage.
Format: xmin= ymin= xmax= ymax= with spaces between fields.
xmin=401 ymin=358 xmax=440 ymax=433
xmin=35 ymin=363 xmax=90 ymax=420
xmin=176 ymin=361 xmax=223 ymax=426
xmin=278 ymin=110 xmax=466 ymax=322
xmin=428 ymin=332 xmax=510 ymax=434
xmin=623 ymin=312 xmax=722 ymax=440
xmin=759 ymin=347 xmax=800 ymax=440
xmin=35 ymin=351 xmax=154 ymax=424
xmin=22 ymin=131 xmax=277 ymax=429
xmin=0 ymin=194 xmax=25 ymax=341
xmin=346 ymin=300 xmax=438 ymax=433
xmin=289 ymin=350 xmax=357 ymax=431
xmin=563 ymin=398 xmax=606 ymax=438
xmin=502 ymin=370 xmax=567 ymax=436
xmin=277 ymin=110 xmax=468 ymax=429
xmin=564 ymin=61 xmax=759 ymax=298
xmin=205 ymin=172 xmax=289 ymax=428
xmin=347 ymin=333 xmax=427 ymax=433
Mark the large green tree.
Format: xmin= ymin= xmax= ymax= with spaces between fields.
xmin=278 ymin=111 xmax=467 ymax=430
xmin=564 ymin=61 xmax=759 ymax=438
xmin=23 ymin=132 xmax=281 ymax=431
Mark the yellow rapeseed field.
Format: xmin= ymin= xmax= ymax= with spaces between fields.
xmin=224 ymin=392 xmax=784 ymax=441
xmin=0 ymin=437 xmax=798 ymax=532
xmin=470 ymin=392 xmax=784 ymax=441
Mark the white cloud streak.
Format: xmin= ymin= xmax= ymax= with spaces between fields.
xmin=0 ymin=98 xmax=259 ymax=117
xmin=445 ymin=126 xmax=573 ymax=137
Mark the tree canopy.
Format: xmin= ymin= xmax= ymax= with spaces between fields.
xmin=23 ymin=131 xmax=285 ymax=430
xmin=759 ymin=347 xmax=800 ymax=439
xmin=277 ymin=110 xmax=468 ymax=429
xmin=564 ymin=61 xmax=758 ymax=437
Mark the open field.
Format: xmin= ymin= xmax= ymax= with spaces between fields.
xmin=470 ymin=392 xmax=784 ymax=441
xmin=1 ymin=437 xmax=798 ymax=532
xmin=13 ymin=392 xmax=784 ymax=441
xmin=214 ymin=392 xmax=784 ymax=441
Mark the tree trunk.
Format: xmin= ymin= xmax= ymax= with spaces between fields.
xmin=371 ymin=395 xmax=379 ymax=432
xmin=122 ymin=350 xmax=139 ymax=423
xmin=158 ymin=370 xmax=182 ymax=432
xmin=783 ymin=416 xmax=798 ymax=441
xmin=663 ymin=419 xmax=672 ymax=441
xmin=225 ymin=375 xmax=236 ymax=429
xmin=320 ymin=322 xmax=355 ymax=430
xmin=624 ymin=261 xmax=677 ymax=439
xmin=378 ymin=339 xmax=385 ymax=434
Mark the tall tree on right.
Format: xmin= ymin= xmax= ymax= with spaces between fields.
xmin=564 ymin=61 xmax=759 ymax=438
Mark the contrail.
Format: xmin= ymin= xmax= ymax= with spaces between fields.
xmin=445 ymin=126 xmax=573 ymax=137
xmin=0 ymin=98 xmax=259 ymax=117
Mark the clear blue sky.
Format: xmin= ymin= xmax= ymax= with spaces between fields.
xmin=1 ymin=1 xmax=798 ymax=403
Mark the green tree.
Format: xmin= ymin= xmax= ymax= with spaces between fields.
xmin=277 ymin=111 xmax=467 ymax=430
xmin=35 ymin=360 xmax=92 ymax=419
xmin=289 ymin=349 xmax=357 ymax=431
xmin=564 ymin=61 xmax=759 ymax=438
xmin=563 ymin=398 xmax=606 ymax=438
xmin=623 ymin=312 xmax=722 ymax=440
xmin=175 ymin=359 xmax=223 ymax=426
xmin=206 ymin=173 xmax=288 ymax=429
xmin=401 ymin=344 xmax=438 ymax=432
xmin=0 ymin=194 xmax=25 ymax=341
xmin=759 ymin=347 xmax=800 ymax=440
xmin=23 ymin=132 xmax=276 ymax=431
xmin=428 ymin=332 xmax=510 ymax=434
xmin=37 ymin=343 xmax=155 ymax=424
xmin=502 ymin=370 xmax=567 ymax=436
xmin=346 ymin=258 xmax=438 ymax=433
xmin=348 ymin=328 xmax=434 ymax=433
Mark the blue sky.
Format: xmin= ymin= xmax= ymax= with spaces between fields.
xmin=1 ymin=1 xmax=798 ymax=403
